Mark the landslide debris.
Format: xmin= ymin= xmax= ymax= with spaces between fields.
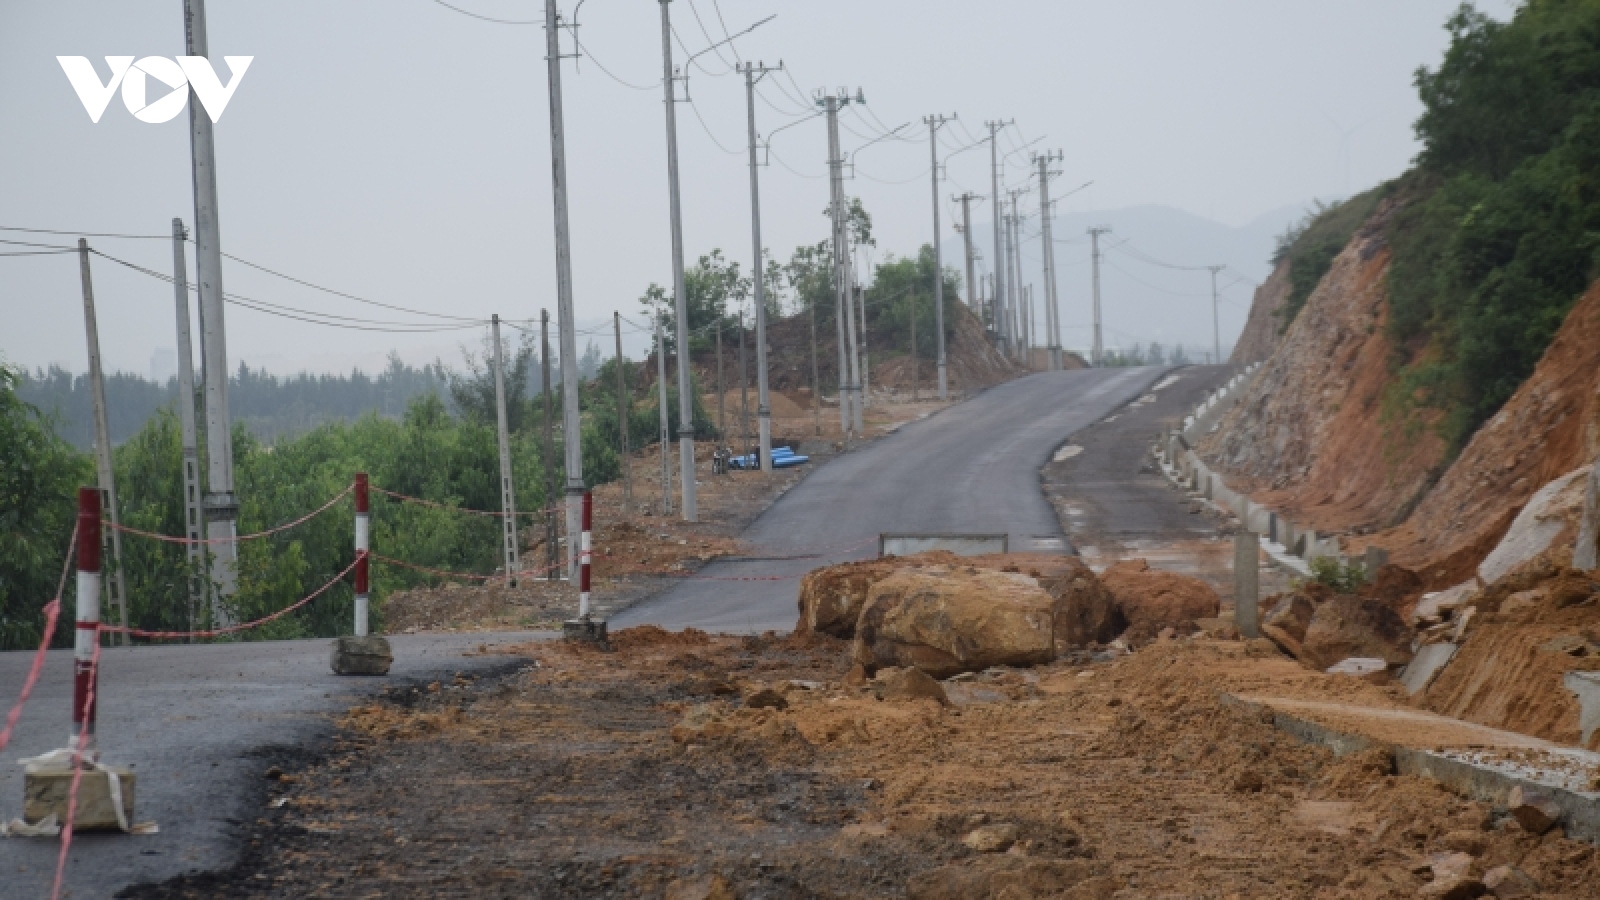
xmin=131 ymin=629 xmax=1600 ymax=898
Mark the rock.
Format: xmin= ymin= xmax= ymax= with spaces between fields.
xmin=1325 ymin=657 xmax=1389 ymax=680
xmin=1362 ymin=563 xmax=1426 ymax=617
xmin=797 ymin=558 xmax=905 ymax=637
xmin=330 ymin=635 xmax=392 ymax=676
xmin=1261 ymin=592 xmax=1316 ymax=660
xmin=1301 ymin=596 xmax=1414 ymax=670
xmin=1418 ymin=876 xmax=1486 ymax=899
xmin=1194 ymin=616 xmax=1240 ymax=640
xmin=872 ymin=666 xmax=949 ymax=705
xmin=664 ymin=873 xmax=736 ymax=900
xmin=669 ymin=704 xmax=733 ymax=743
xmin=961 ymin=822 xmax=1020 ymax=853
xmin=1059 ymin=875 xmax=1121 ymax=900
xmin=1413 ymin=582 xmax=1480 ymax=626
xmin=1428 ymin=851 xmax=1475 ymax=881
xmin=989 ymin=859 xmax=1098 ymax=899
xmin=1481 ymin=864 xmax=1539 ymax=898
xmin=1479 ymin=466 xmax=1589 ymax=584
xmin=1243 ymin=637 xmax=1282 ymax=659
xmin=1037 ymin=559 xmax=1124 ymax=648
xmin=852 ymin=567 xmax=1056 ymax=678
xmin=1436 ymin=829 xmax=1487 ymax=856
xmin=1231 ymin=770 xmax=1265 ymax=793
xmin=1506 ymin=785 xmax=1562 ymax=834
xmin=743 ymin=686 xmax=788 ymax=710
xmin=1099 ymin=559 xmax=1220 ymax=644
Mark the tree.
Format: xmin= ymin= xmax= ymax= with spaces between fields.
xmin=448 ymin=329 xmax=537 ymax=431
xmin=863 ymin=245 xmax=961 ymax=356
xmin=638 ymin=249 xmax=751 ymax=355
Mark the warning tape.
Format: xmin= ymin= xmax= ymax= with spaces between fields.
xmin=106 ymin=483 xmax=353 ymax=545
xmin=0 ymin=523 xmax=76 ymax=756
xmin=372 ymin=552 xmax=565 ymax=581
xmin=52 ymin=639 xmax=101 ymax=900
xmin=371 ymin=486 xmax=568 ymax=519
xmin=102 ymin=557 xmax=360 ymax=640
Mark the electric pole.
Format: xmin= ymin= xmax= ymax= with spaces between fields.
xmin=655 ymin=316 xmax=672 ymax=515
xmin=614 ymin=311 xmax=631 ymax=513
xmin=1208 ymin=265 xmax=1224 ymax=366
xmin=925 ymin=114 xmax=954 ymax=399
xmin=490 ymin=315 xmax=520 ymax=585
xmin=1087 ymin=226 xmax=1112 ymax=366
xmin=541 ymin=310 xmax=558 ymax=581
xmin=657 ymin=0 xmax=698 ymax=520
xmin=741 ymin=61 xmax=781 ymax=473
xmin=542 ymin=0 xmax=586 ymax=576
xmin=183 ymin=0 xmax=237 ymax=618
xmin=822 ymin=90 xmax=864 ymax=439
xmin=738 ymin=307 xmax=750 ymax=453
xmin=985 ymin=120 xmax=1013 ymax=355
xmin=170 ymin=219 xmax=205 ymax=635
xmin=715 ymin=320 xmax=725 ymax=439
xmin=77 ymin=240 xmax=129 ymax=644
xmin=1006 ymin=188 xmax=1028 ymax=363
xmin=1035 ymin=152 xmax=1064 ymax=371
xmin=955 ymin=192 xmax=979 ymax=318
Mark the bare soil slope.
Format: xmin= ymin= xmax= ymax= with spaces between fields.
xmin=1229 ymin=257 xmax=1291 ymax=364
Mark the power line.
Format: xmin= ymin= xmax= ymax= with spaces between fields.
xmin=0 ymin=225 xmax=165 ymax=240
xmin=427 ymin=0 xmax=536 ymax=25
xmin=219 ymin=250 xmax=486 ymax=321
xmin=686 ymin=96 xmax=743 ymax=155
xmin=573 ymin=35 xmax=659 ymax=91
xmin=768 ymin=145 xmax=825 ymax=179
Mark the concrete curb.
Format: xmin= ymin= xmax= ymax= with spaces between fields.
xmin=1221 ymin=693 xmax=1600 ymax=843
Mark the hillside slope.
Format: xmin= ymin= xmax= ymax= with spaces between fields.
xmin=1228 ymin=259 xmax=1289 ymax=364
xmin=1196 ymin=198 xmax=1448 ymax=535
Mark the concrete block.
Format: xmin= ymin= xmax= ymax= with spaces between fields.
xmin=1401 ymin=643 xmax=1458 ymax=695
xmin=1268 ymin=512 xmax=1279 ymax=545
xmin=1565 ymin=671 xmax=1600 ymax=747
xmin=563 ymin=617 xmax=609 ymax=645
xmin=330 ymin=635 xmax=392 ymax=676
xmin=24 ymin=765 xmax=135 ymax=831
xmin=1234 ymin=532 xmax=1260 ymax=639
xmin=1364 ymin=545 xmax=1390 ymax=575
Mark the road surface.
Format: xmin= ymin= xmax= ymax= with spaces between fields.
xmin=612 ymin=367 xmax=1173 ymax=634
xmin=0 ymin=631 xmax=545 ymax=898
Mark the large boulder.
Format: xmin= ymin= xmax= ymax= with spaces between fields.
xmin=1480 ymin=466 xmax=1588 ymax=584
xmin=797 ymin=558 xmax=906 ymax=637
xmin=1301 ymin=595 xmax=1414 ymax=670
xmin=852 ymin=566 xmax=1056 ymax=677
xmin=1099 ymin=559 xmax=1220 ymax=644
xmin=1039 ymin=558 xmax=1124 ymax=647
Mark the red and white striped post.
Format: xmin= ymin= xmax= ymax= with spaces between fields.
xmin=578 ymin=490 xmax=593 ymax=618
xmin=354 ymin=473 xmax=370 ymax=637
xmin=73 ymin=486 xmax=101 ymax=755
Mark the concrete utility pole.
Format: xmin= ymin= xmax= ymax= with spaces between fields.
xmin=658 ymin=0 xmax=697 ymax=521
xmin=1035 ymin=152 xmax=1064 ymax=370
xmin=1005 ymin=193 xmax=1026 ymax=362
xmin=741 ymin=61 xmax=780 ymax=474
xmin=614 ymin=312 xmax=631 ymax=513
xmin=490 ymin=315 xmax=520 ymax=585
xmin=822 ymin=91 xmax=863 ymax=439
xmin=544 ymin=0 xmax=587 ymax=574
xmin=856 ymin=277 xmax=870 ymax=408
xmin=738 ymin=307 xmax=750 ymax=453
xmin=170 ymin=219 xmax=205 ymax=635
xmin=655 ymin=316 xmax=672 ymax=515
xmin=77 ymin=240 xmax=129 ymax=645
xmin=985 ymin=120 xmax=1013 ymax=354
xmin=955 ymin=192 xmax=979 ymax=315
xmin=715 ymin=320 xmax=725 ymax=438
xmin=1088 ymin=226 xmax=1112 ymax=366
xmin=1208 ymin=265 xmax=1224 ymax=366
xmin=925 ymin=114 xmax=953 ymax=400
xmin=808 ymin=289 xmax=821 ymax=436
xmin=183 ymin=0 xmax=237 ymax=618
xmin=910 ymin=281 xmax=919 ymax=401
xmin=540 ymin=310 xmax=558 ymax=581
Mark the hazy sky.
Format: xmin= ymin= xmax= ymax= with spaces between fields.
xmin=0 ymin=0 xmax=1515 ymax=376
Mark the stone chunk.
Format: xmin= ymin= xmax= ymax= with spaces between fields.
xmin=1038 ymin=559 xmax=1123 ymax=648
xmin=872 ymin=667 xmax=949 ymax=705
xmin=1302 ymin=596 xmax=1413 ymax=670
xmin=743 ymin=686 xmax=788 ymax=710
xmin=562 ymin=617 xmax=608 ymax=645
xmin=330 ymin=635 xmax=393 ymax=676
xmin=1261 ymin=592 xmax=1315 ymax=660
xmin=23 ymin=765 xmax=135 ymax=831
xmin=796 ymin=558 xmax=905 ymax=637
xmin=1482 ymin=864 xmax=1539 ymax=898
xmin=961 ymin=822 xmax=1020 ymax=853
xmin=1418 ymin=876 xmax=1486 ymax=899
xmin=1506 ymin=785 xmax=1562 ymax=835
xmin=852 ymin=566 xmax=1056 ymax=677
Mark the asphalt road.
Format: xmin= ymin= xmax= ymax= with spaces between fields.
xmin=612 ymin=366 xmax=1173 ymax=634
xmin=0 ymin=631 xmax=546 ymax=898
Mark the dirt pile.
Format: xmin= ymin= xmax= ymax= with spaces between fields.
xmin=1099 ymin=558 xmax=1219 ymax=643
xmin=1229 ymin=257 xmax=1291 ymax=364
xmin=1420 ymin=553 xmax=1600 ymax=748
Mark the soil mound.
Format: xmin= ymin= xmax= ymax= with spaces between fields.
xmin=1099 ymin=559 xmax=1220 ymax=643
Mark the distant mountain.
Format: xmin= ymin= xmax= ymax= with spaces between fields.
xmin=948 ymin=202 xmax=1311 ymax=363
